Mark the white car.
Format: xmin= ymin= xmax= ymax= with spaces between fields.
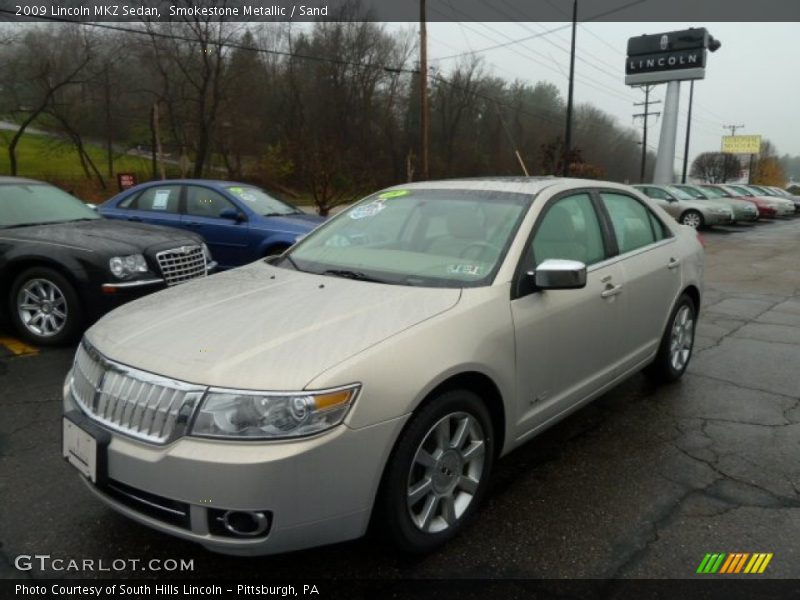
xmin=63 ymin=177 xmax=704 ymax=556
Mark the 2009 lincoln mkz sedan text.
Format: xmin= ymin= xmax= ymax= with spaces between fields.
xmin=62 ymin=177 xmax=704 ymax=556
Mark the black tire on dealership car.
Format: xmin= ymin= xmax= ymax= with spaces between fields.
xmin=680 ymin=210 xmax=704 ymax=229
xmin=379 ymin=389 xmax=495 ymax=553
xmin=9 ymin=266 xmax=83 ymax=346
xmin=645 ymin=293 xmax=697 ymax=384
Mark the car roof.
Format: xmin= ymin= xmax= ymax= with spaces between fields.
xmin=379 ymin=176 xmax=630 ymax=195
xmin=0 ymin=176 xmax=49 ymax=185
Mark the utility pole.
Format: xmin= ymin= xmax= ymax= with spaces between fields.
xmin=723 ymin=124 xmax=745 ymax=136
xmin=633 ymin=85 xmax=661 ymax=182
xmin=562 ymin=0 xmax=577 ymax=177
xmin=419 ymin=0 xmax=429 ymax=180
xmin=681 ymin=80 xmax=695 ymax=183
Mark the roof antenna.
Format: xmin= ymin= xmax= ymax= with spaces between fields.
xmin=495 ymin=103 xmax=530 ymax=176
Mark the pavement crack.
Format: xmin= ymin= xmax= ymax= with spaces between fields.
xmin=686 ymin=371 xmax=798 ymax=400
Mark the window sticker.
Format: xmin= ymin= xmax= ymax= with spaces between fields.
xmin=152 ymin=189 xmax=171 ymax=210
xmin=350 ymin=199 xmax=387 ymax=220
xmin=378 ymin=189 xmax=410 ymax=199
xmin=229 ymin=187 xmax=258 ymax=202
xmin=446 ymin=264 xmax=483 ymax=276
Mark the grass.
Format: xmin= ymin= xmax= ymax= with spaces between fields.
xmin=0 ymin=130 xmax=171 ymax=201
xmin=0 ymin=129 xmax=323 ymax=206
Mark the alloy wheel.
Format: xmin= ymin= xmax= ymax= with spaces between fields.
xmin=17 ymin=278 xmax=68 ymax=337
xmin=682 ymin=212 xmax=702 ymax=229
xmin=406 ymin=411 xmax=486 ymax=533
xmin=669 ymin=304 xmax=694 ymax=371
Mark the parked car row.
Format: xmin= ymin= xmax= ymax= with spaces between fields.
xmin=635 ymin=182 xmax=797 ymax=228
xmin=1 ymin=177 xmax=324 ymax=344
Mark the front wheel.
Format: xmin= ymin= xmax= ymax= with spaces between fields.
xmin=645 ymin=293 xmax=697 ymax=383
xmin=9 ymin=267 xmax=83 ymax=346
xmin=380 ymin=389 xmax=495 ymax=553
xmin=680 ymin=210 xmax=704 ymax=229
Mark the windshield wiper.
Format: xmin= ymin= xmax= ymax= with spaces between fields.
xmin=279 ymin=254 xmax=303 ymax=272
xmin=321 ymin=269 xmax=387 ymax=283
xmin=2 ymin=221 xmax=59 ymax=229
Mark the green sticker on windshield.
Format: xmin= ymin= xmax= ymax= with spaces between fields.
xmin=378 ymin=189 xmax=410 ymax=199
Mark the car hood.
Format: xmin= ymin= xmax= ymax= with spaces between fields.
xmin=86 ymin=262 xmax=461 ymax=390
xmin=253 ymin=213 xmax=326 ymax=232
xmin=3 ymin=219 xmax=200 ymax=255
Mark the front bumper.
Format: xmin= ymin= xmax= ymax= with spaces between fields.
xmin=69 ymin=410 xmax=406 ymax=556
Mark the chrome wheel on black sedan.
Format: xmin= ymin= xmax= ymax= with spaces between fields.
xmin=382 ymin=389 xmax=494 ymax=552
xmin=10 ymin=267 xmax=82 ymax=345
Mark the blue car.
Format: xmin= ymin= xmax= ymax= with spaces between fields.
xmin=99 ymin=180 xmax=325 ymax=269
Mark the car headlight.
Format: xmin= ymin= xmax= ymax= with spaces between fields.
xmin=109 ymin=254 xmax=148 ymax=279
xmin=190 ymin=385 xmax=360 ymax=439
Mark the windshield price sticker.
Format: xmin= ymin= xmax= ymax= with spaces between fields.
xmin=378 ymin=190 xmax=410 ymax=199
xmin=447 ymin=264 xmax=483 ymax=276
xmin=350 ymin=200 xmax=387 ymax=220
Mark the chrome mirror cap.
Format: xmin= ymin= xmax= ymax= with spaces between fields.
xmin=532 ymin=259 xmax=588 ymax=290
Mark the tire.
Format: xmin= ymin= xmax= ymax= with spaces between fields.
xmin=379 ymin=389 xmax=495 ymax=553
xmin=680 ymin=210 xmax=704 ymax=229
xmin=645 ymin=293 xmax=697 ymax=384
xmin=9 ymin=267 xmax=83 ymax=346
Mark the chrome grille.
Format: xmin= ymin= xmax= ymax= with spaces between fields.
xmin=71 ymin=344 xmax=204 ymax=444
xmin=155 ymin=245 xmax=207 ymax=286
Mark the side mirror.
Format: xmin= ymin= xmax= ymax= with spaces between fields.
xmin=220 ymin=207 xmax=245 ymax=222
xmin=531 ymin=259 xmax=587 ymax=290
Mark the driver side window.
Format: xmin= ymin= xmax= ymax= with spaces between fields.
xmin=531 ymin=194 xmax=606 ymax=267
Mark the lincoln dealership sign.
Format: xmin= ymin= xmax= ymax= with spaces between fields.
xmin=625 ymin=28 xmax=716 ymax=85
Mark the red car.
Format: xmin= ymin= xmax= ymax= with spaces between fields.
xmin=699 ymin=184 xmax=776 ymax=218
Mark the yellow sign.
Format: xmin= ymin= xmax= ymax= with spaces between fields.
xmin=721 ymin=135 xmax=761 ymax=154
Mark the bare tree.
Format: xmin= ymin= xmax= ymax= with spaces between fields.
xmin=690 ymin=152 xmax=741 ymax=183
xmin=2 ymin=25 xmax=93 ymax=176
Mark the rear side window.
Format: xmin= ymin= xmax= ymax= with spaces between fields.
xmin=601 ymin=192 xmax=663 ymax=254
xmin=128 ymin=186 xmax=181 ymax=212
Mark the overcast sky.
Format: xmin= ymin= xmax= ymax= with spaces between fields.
xmin=388 ymin=21 xmax=798 ymax=178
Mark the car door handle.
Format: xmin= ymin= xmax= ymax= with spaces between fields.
xmin=668 ymin=257 xmax=681 ymax=270
xmin=185 ymin=221 xmax=200 ymax=226
xmin=601 ymin=284 xmax=623 ymax=298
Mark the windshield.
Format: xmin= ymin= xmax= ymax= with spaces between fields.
xmin=700 ymin=186 xmax=731 ymax=198
xmin=226 ymin=185 xmax=301 ymax=216
xmin=726 ymin=185 xmax=752 ymax=197
xmin=673 ymin=185 xmax=706 ymax=199
xmin=0 ymin=183 xmax=99 ymax=228
xmin=665 ymin=186 xmax=695 ymax=201
xmin=748 ymin=185 xmax=772 ymax=196
xmin=282 ymin=188 xmax=532 ymax=288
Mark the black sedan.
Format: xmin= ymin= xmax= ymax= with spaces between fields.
xmin=0 ymin=177 xmax=216 ymax=345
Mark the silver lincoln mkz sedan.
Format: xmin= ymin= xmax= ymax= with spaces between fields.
xmin=63 ymin=178 xmax=704 ymax=555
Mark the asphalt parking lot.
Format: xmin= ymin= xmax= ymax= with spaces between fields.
xmin=1 ymin=217 xmax=799 ymax=582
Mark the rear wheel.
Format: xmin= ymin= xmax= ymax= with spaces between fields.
xmin=380 ymin=389 xmax=494 ymax=553
xmin=9 ymin=267 xmax=82 ymax=346
xmin=645 ymin=293 xmax=696 ymax=383
xmin=680 ymin=210 xmax=704 ymax=229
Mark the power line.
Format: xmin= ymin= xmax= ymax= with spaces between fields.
xmin=432 ymin=0 xmax=646 ymax=61
xmin=0 ymin=10 xmax=420 ymax=76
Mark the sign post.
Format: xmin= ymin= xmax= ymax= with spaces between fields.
xmin=626 ymin=28 xmax=720 ymax=184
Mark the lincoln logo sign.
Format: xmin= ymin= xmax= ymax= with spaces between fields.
xmin=627 ymin=50 xmax=705 ymax=74
xmin=625 ymin=27 xmax=718 ymax=86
